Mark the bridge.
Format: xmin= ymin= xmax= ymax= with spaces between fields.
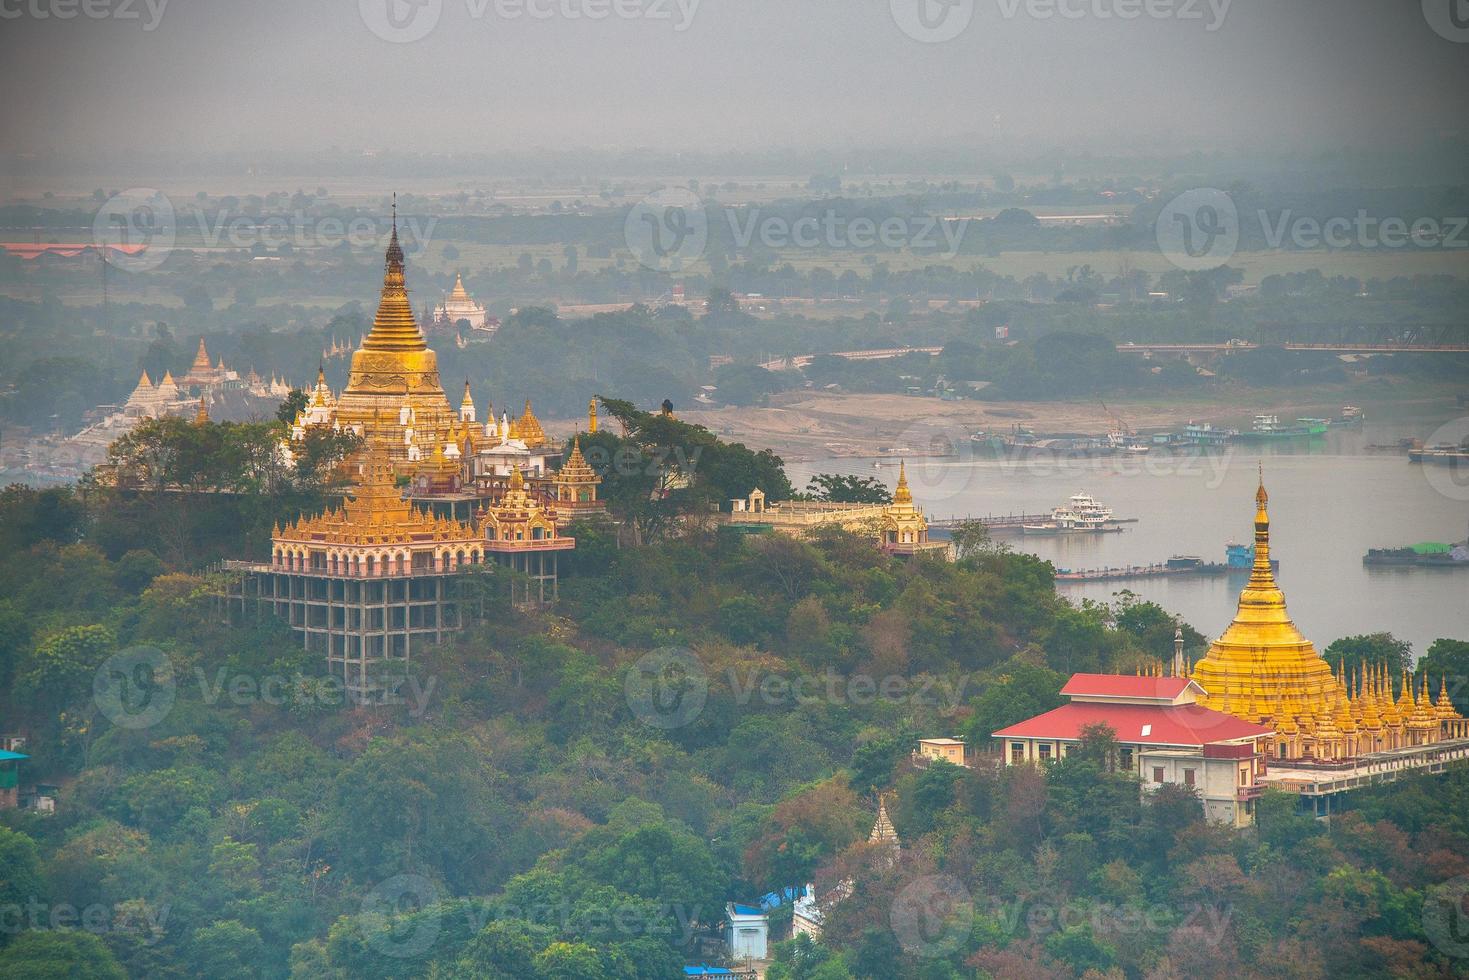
xmin=1116 ymin=342 xmax=1469 ymax=355
xmin=760 ymin=340 xmax=1469 ymax=372
xmin=760 ymin=347 xmax=944 ymax=371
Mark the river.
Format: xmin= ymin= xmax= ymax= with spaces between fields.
xmin=786 ymin=414 xmax=1469 ymax=660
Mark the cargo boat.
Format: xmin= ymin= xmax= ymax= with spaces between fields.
xmin=1363 ymin=540 xmax=1468 ymax=568
xmin=1232 ymin=415 xmax=1329 ymax=441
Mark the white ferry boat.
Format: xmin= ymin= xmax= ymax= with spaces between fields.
xmin=1022 ymin=492 xmax=1118 ymax=535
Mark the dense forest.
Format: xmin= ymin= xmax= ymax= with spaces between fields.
xmin=1 ymin=400 xmax=1468 ymax=978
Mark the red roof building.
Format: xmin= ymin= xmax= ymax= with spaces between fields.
xmin=993 ymin=672 xmax=1273 ymax=828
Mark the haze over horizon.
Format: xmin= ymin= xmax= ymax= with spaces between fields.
xmin=1 ymin=0 xmax=1466 ymax=165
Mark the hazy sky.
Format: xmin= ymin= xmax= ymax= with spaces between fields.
xmin=1 ymin=0 xmax=1466 ymax=160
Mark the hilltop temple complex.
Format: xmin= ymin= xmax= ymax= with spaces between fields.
xmin=281 ymin=216 xmax=584 ymax=509
xmin=993 ymin=472 xmax=1469 ymax=824
xmin=227 ymin=212 xmax=602 ymax=695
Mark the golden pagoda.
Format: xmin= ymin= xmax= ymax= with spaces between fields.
xmin=329 ymin=205 xmax=460 ymax=467
xmin=553 ymin=436 xmax=605 ymax=517
xmin=271 ymin=450 xmax=481 ymax=576
xmin=877 ymin=462 xmax=949 ymax=558
xmin=1192 ymin=471 xmax=1465 ymax=760
xmin=511 ymin=399 xmax=549 ymax=449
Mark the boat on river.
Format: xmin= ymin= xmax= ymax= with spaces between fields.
xmin=1022 ymin=493 xmax=1123 ymax=535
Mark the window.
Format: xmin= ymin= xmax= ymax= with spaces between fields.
xmin=1240 ymin=768 xmax=1249 ymax=785
xmin=1011 ymin=742 xmax=1025 ymax=765
xmin=1119 ymin=747 xmax=1133 ymax=771
xmin=1153 ymin=767 xmax=1165 ymax=784
xmin=1038 ymin=744 xmax=1052 ymax=762
xmin=1183 ymin=768 xmax=1195 ymax=787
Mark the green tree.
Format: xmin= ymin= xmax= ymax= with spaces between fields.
xmin=802 ymin=474 xmax=892 ymax=504
xmin=1324 ymin=633 xmax=1414 ymax=675
xmin=1417 ymin=638 xmax=1469 ymax=713
xmin=0 ymin=930 xmax=126 ymax=979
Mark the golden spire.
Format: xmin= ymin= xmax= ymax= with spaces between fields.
xmin=588 ymin=397 xmax=598 ymax=434
xmin=1191 ymin=472 xmax=1341 ymax=755
xmin=450 ymin=272 xmax=470 ymax=301
xmin=461 ymin=379 xmax=473 ymax=406
xmin=558 ymin=436 xmax=597 ymax=484
xmin=516 ymin=398 xmax=547 ymax=448
xmin=193 ymin=396 xmax=210 ymax=426
xmin=191 ymin=337 xmax=212 ymax=371
xmin=361 ymin=199 xmax=427 ymax=353
xmin=893 ymin=460 xmax=913 ymax=505
xmin=1436 ymin=677 xmax=1461 ymax=720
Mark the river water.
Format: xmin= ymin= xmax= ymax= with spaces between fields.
xmin=786 ymin=414 xmax=1469 ymax=660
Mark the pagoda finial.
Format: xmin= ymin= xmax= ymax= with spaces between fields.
xmin=893 ymin=460 xmax=912 ymax=505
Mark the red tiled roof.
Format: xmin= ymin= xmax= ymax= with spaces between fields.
xmin=1061 ymin=673 xmax=1194 ymax=701
xmin=992 ymin=702 xmax=1271 ymax=747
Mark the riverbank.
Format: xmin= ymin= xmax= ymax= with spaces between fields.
xmin=674 ymin=381 xmax=1465 ymax=460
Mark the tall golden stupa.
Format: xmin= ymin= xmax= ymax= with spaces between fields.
xmin=330 ymin=204 xmax=460 ymax=464
xmin=1190 ymin=469 xmax=1464 ymax=761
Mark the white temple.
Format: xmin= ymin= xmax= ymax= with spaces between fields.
xmin=432 ymin=273 xmax=491 ymax=330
